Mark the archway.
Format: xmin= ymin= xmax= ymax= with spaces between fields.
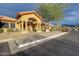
xmin=27 ymin=18 xmax=37 ymax=32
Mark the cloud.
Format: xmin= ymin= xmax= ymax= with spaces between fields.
xmin=65 ymin=14 xmax=79 ymax=20
xmin=69 ymin=11 xmax=78 ymax=15
xmin=65 ymin=17 xmax=75 ymax=20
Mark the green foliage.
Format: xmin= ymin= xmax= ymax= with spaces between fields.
xmin=51 ymin=25 xmax=70 ymax=32
xmin=7 ymin=28 xmax=14 ymax=32
xmin=76 ymin=27 xmax=79 ymax=30
xmin=61 ymin=26 xmax=69 ymax=32
xmin=51 ymin=26 xmax=57 ymax=31
xmin=36 ymin=3 xmax=69 ymax=22
xmin=51 ymin=24 xmax=62 ymax=31
xmin=0 ymin=28 xmax=4 ymax=33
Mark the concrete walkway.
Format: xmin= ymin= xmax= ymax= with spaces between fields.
xmin=0 ymin=31 xmax=62 ymax=43
xmin=0 ymin=31 xmax=27 ymax=42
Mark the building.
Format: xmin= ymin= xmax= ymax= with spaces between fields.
xmin=0 ymin=11 xmax=52 ymax=32
xmin=0 ymin=16 xmax=16 ymax=32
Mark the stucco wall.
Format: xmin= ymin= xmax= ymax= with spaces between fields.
xmin=20 ymin=14 xmax=42 ymax=23
xmin=16 ymin=13 xmax=42 ymax=32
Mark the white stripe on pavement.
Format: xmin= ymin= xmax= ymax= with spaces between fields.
xmin=19 ymin=32 xmax=68 ymax=48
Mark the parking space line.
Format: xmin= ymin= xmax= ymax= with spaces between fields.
xmin=19 ymin=32 xmax=68 ymax=48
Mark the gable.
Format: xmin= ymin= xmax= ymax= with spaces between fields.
xmin=16 ymin=11 xmax=43 ymax=21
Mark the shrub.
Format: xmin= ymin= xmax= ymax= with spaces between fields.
xmin=0 ymin=28 xmax=4 ymax=33
xmin=7 ymin=28 xmax=14 ymax=32
xmin=51 ymin=25 xmax=62 ymax=31
xmin=77 ymin=28 xmax=79 ymax=30
xmin=61 ymin=27 xmax=69 ymax=32
xmin=51 ymin=27 xmax=57 ymax=31
xmin=76 ymin=27 xmax=79 ymax=31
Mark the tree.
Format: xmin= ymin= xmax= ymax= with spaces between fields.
xmin=36 ymin=3 xmax=69 ymax=23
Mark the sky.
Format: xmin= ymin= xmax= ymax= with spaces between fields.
xmin=61 ymin=3 xmax=79 ymax=25
xmin=0 ymin=3 xmax=79 ymax=25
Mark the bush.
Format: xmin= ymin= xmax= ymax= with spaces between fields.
xmin=61 ymin=27 xmax=69 ymax=32
xmin=7 ymin=28 xmax=14 ymax=32
xmin=51 ymin=27 xmax=56 ymax=31
xmin=51 ymin=25 xmax=62 ymax=31
xmin=0 ymin=28 xmax=4 ymax=33
xmin=77 ymin=28 xmax=79 ymax=30
xmin=76 ymin=27 xmax=79 ymax=31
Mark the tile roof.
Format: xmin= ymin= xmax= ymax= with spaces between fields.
xmin=0 ymin=16 xmax=16 ymax=22
xmin=16 ymin=11 xmax=43 ymax=21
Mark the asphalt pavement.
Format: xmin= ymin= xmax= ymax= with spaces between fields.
xmin=0 ymin=31 xmax=63 ymax=56
xmin=13 ymin=31 xmax=79 ymax=56
xmin=0 ymin=42 xmax=10 ymax=56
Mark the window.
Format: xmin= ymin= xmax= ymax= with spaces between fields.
xmin=0 ymin=22 xmax=9 ymax=28
xmin=11 ymin=23 xmax=15 ymax=28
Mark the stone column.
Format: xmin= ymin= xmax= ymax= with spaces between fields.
xmin=39 ymin=23 xmax=42 ymax=32
xmin=21 ymin=21 xmax=24 ymax=31
xmin=16 ymin=22 xmax=20 ymax=30
xmin=30 ymin=26 xmax=33 ymax=32
xmin=15 ymin=23 xmax=17 ymax=30
xmin=25 ymin=21 xmax=28 ymax=32
xmin=37 ymin=23 xmax=41 ymax=32
xmin=15 ymin=22 xmax=19 ymax=30
xmin=9 ymin=22 xmax=11 ymax=29
xmin=36 ymin=23 xmax=39 ymax=32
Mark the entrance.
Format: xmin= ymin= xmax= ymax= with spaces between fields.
xmin=27 ymin=18 xmax=37 ymax=32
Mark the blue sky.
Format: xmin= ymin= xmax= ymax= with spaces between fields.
xmin=0 ymin=3 xmax=79 ymax=25
xmin=61 ymin=4 xmax=79 ymax=25
xmin=0 ymin=3 xmax=37 ymax=17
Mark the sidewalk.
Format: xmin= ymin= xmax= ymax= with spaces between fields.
xmin=0 ymin=31 xmax=62 ymax=43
